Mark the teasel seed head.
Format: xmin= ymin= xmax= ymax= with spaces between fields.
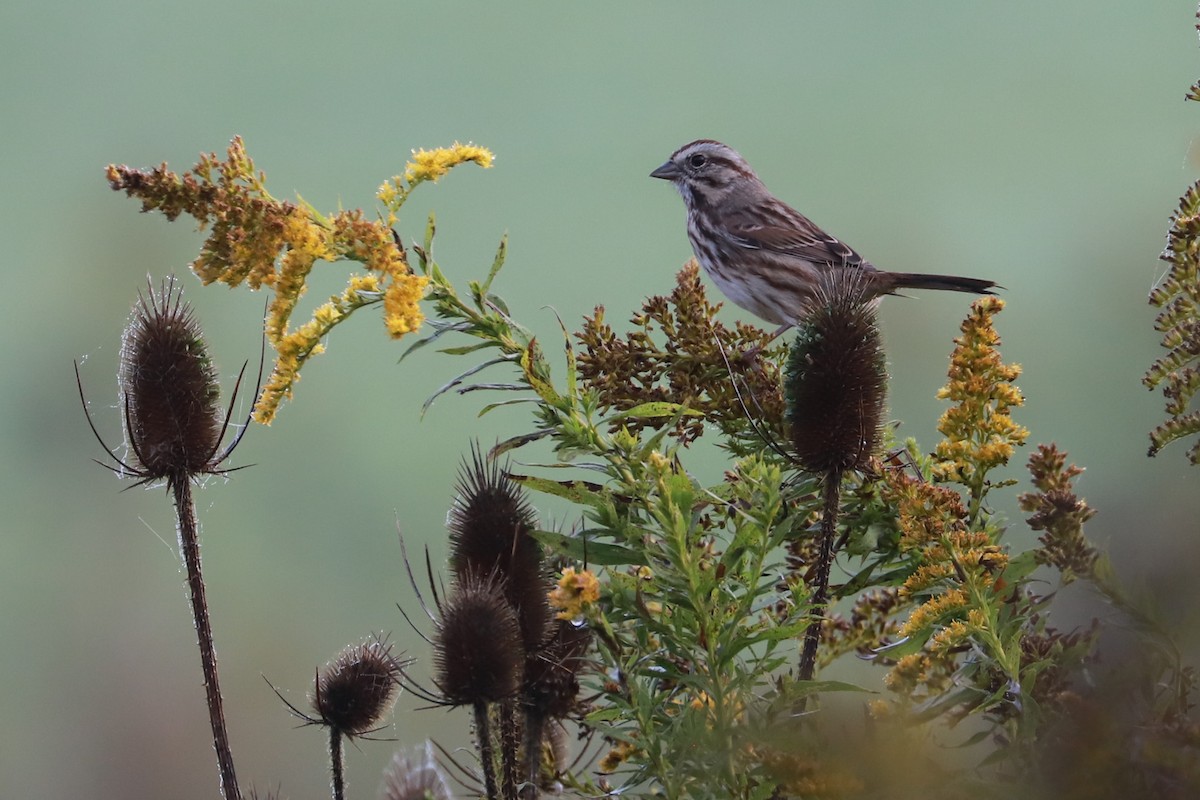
xmin=523 ymin=618 xmax=593 ymax=720
xmin=447 ymin=443 xmax=549 ymax=651
xmin=380 ymin=741 xmax=452 ymax=800
xmin=785 ymin=270 xmax=888 ymax=473
xmin=310 ymin=635 xmax=405 ymax=738
xmin=118 ymin=276 xmax=224 ymax=481
xmin=434 ymin=571 xmax=525 ymax=706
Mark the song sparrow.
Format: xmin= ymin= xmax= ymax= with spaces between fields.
xmin=651 ymin=140 xmax=996 ymax=330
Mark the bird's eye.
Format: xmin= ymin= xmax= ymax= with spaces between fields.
xmin=687 ymin=153 xmax=707 ymax=169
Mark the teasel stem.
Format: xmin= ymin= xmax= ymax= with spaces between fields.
xmin=474 ymin=702 xmax=500 ymax=800
xmin=329 ymin=727 xmax=346 ymax=800
xmin=173 ymin=476 xmax=241 ymax=800
xmin=799 ymin=468 xmax=842 ymax=685
xmin=498 ymin=699 xmax=522 ymax=800
xmin=521 ymin=709 xmax=545 ymax=800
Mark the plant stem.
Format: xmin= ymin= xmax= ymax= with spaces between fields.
xmin=799 ymin=469 xmax=842 ymax=684
xmin=172 ymin=476 xmax=241 ymax=800
xmin=329 ymin=727 xmax=345 ymax=800
xmin=500 ymin=699 xmax=519 ymax=800
xmin=522 ymin=709 xmax=544 ymax=800
xmin=475 ymin=702 xmax=499 ymax=800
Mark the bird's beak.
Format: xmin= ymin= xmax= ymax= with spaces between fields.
xmin=650 ymin=160 xmax=680 ymax=180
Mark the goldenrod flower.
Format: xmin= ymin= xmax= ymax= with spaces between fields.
xmin=404 ymin=142 xmax=494 ymax=185
xmin=108 ymin=137 xmax=497 ymax=424
xmin=548 ymin=567 xmax=600 ymax=620
xmin=898 ymin=588 xmax=969 ymax=638
xmin=932 ymin=297 xmax=1029 ymax=488
xmin=598 ymin=739 xmax=640 ymax=773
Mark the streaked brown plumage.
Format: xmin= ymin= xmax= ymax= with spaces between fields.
xmin=651 ymin=139 xmax=996 ymax=328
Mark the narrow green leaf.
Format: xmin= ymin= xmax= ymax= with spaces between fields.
xmin=481 ymin=234 xmax=507 ymax=296
xmin=424 ymin=211 xmax=436 ymax=254
xmin=610 ymin=402 xmax=704 ymax=422
xmin=508 ymin=474 xmax=609 ymax=508
xmin=490 ymin=429 xmax=553 ymax=458
xmin=530 ymin=529 xmax=643 ymax=565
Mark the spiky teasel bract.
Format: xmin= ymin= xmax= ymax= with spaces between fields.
xmin=448 ymin=444 xmax=549 ymax=652
xmin=784 ymin=268 xmax=887 ymax=475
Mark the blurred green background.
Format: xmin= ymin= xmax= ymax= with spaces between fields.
xmin=4 ymin=1 xmax=1198 ymax=797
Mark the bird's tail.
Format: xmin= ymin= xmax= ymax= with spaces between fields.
xmin=887 ymin=272 xmax=998 ymax=295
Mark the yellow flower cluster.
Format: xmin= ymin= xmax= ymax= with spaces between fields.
xmin=752 ymin=744 xmax=865 ymax=798
xmin=882 ymin=468 xmax=1011 ymax=701
xmin=897 ymin=588 xmax=968 ymax=638
xmin=254 ymin=206 xmax=428 ymax=424
xmin=598 ymin=739 xmax=640 ymax=773
xmin=376 ymin=142 xmax=495 ymax=224
xmin=933 ymin=297 xmax=1029 ymax=484
xmin=404 ymin=142 xmax=494 ymax=185
xmin=108 ymin=137 xmax=496 ymax=424
xmin=548 ymin=567 xmax=600 ymax=620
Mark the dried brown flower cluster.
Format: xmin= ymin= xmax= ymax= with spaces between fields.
xmin=1146 ymin=178 xmax=1200 ymax=463
xmin=1019 ymin=443 xmax=1098 ymax=582
xmin=576 ymin=261 xmax=782 ymax=446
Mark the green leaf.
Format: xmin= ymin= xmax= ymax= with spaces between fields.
xmin=530 ymin=529 xmax=644 ymax=565
xmin=490 ymin=429 xmax=553 ymax=457
xmin=1001 ymin=549 xmax=1040 ymax=585
xmin=477 ymin=397 xmax=540 ymax=416
xmin=508 ymin=474 xmax=609 ymax=508
xmin=438 ymin=341 xmax=503 ymax=356
xmin=480 ymin=234 xmax=507 ymax=297
xmin=609 ymin=402 xmax=704 ymax=422
xmin=521 ymin=339 xmax=562 ymax=405
xmin=397 ymin=321 xmax=471 ymax=363
xmin=424 ymin=211 xmax=436 ymax=255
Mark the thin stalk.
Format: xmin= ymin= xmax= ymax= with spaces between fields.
xmin=172 ymin=476 xmax=241 ymax=800
xmin=522 ymin=709 xmax=544 ymax=800
xmin=500 ymin=699 xmax=520 ymax=800
xmin=475 ymin=702 xmax=499 ymax=800
xmin=799 ymin=468 xmax=842 ymax=684
xmin=329 ymin=728 xmax=345 ymax=800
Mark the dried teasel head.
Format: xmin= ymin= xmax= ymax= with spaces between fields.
xmin=308 ymin=635 xmax=405 ymax=738
xmin=380 ymin=741 xmax=452 ymax=800
xmin=434 ymin=571 xmax=525 ymax=706
xmin=784 ymin=270 xmax=887 ymax=474
xmin=447 ymin=443 xmax=549 ymax=651
xmin=120 ymin=276 xmax=225 ymax=479
xmin=523 ymin=618 xmax=593 ymax=720
xmin=78 ymin=276 xmax=255 ymax=487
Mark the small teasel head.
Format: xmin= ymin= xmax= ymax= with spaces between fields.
xmin=434 ymin=571 xmax=525 ymax=706
xmin=522 ymin=617 xmax=593 ymax=720
xmin=447 ymin=443 xmax=549 ymax=652
xmin=784 ymin=269 xmax=888 ymax=474
xmin=308 ymin=635 xmax=406 ymax=738
xmin=77 ymin=275 xmax=255 ymax=487
xmin=380 ymin=741 xmax=452 ymax=800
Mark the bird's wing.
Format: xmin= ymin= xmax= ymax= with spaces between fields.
xmin=726 ymin=211 xmax=870 ymax=271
